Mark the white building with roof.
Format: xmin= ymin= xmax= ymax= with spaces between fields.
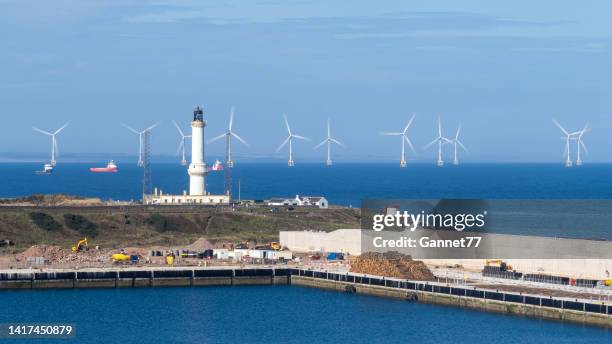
xmin=267 ymin=195 xmax=328 ymax=208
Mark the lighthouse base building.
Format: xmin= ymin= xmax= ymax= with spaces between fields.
xmin=147 ymin=105 xmax=230 ymax=206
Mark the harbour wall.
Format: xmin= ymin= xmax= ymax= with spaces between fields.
xmin=0 ymin=267 xmax=610 ymax=328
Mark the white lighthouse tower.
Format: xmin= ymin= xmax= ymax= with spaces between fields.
xmin=188 ymin=106 xmax=207 ymax=195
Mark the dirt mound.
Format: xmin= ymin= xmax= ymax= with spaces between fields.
xmin=16 ymin=244 xmax=109 ymax=265
xmin=187 ymin=237 xmax=214 ymax=251
xmin=350 ymin=252 xmax=435 ymax=281
xmin=17 ymin=245 xmax=66 ymax=261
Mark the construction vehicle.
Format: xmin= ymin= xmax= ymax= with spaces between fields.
xmin=71 ymin=238 xmax=89 ymax=252
xmin=269 ymin=242 xmax=281 ymax=251
xmin=485 ymin=259 xmax=513 ymax=271
xmin=166 ymin=251 xmax=175 ymax=265
xmin=111 ymin=253 xmax=130 ymax=262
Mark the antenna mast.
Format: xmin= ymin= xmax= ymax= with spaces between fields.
xmin=142 ymin=130 xmax=152 ymax=203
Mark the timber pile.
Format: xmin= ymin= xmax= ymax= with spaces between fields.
xmin=350 ymin=252 xmax=435 ymax=281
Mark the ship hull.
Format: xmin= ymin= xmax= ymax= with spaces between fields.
xmin=89 ymin=168 xmax=117 ymax=173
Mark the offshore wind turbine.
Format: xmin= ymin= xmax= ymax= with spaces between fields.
xmin=424 ymin=117 xmax=451 ymax=167
xmin=208 ymin=107 xmax=250 ymax=168
xmin=276 ymin=114 xmax=309 ymax=167
xmin=32 ymin=122 xmax=70 ymax=166
xmin=121 ymin=122 xmax=159 ymax=166
xmin=314 ymin=119 xmax=344 ymax=166
xmin=574 ymin=123 xmax=589 ymax=166
xmin=173 ymin=120 xmax=191 ymax=166
xmin=450 ymin=124 xmax=467 ymax=165
xmin=380 ymin=114 xmax=415 ymax=168
xmin=208 ymin=107 xmax=250 ymax=197
xmin=552 ymin=119 xmax=579 ymax=167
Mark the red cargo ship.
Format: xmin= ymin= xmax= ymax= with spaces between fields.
xmin=90 ymin=160 xmax=118 ymax=173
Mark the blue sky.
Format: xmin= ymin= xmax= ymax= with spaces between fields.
xmin=0 ymin=0 xmax=611 ymax=162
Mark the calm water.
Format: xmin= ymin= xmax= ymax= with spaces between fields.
xmin=0 ymin=286 xmax=609 ymax=344
xmin=2 ymin=162 xmax=612 ymax=206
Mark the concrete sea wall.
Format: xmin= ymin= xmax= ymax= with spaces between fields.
xmin=0 ymin=267 xmax=610 ymax=328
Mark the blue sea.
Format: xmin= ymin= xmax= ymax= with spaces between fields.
xmin=2 ymin=162 xmax=612 ymax=206
xmin=0 ymin=286 xmax=609 ymax=344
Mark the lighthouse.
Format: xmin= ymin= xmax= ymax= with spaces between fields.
xmin=188 ymin=106 xmax=207 ymax=195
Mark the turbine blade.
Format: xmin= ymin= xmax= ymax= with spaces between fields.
xmin=176 ymin=139 xmax=184 ymax=156
xmin=424 ymin=138 xmax=438 ymax=149
xmin=330 ymin=138 xmax=344 ymax=147
xmin=552 ymin=119 xmax=569 ymax=136
xmin=231 ymin=132 xmax=250 ymax=147
xmin=276 ymin=136 xmax=290 ymax=152
xmin=438 ymin=116 xmax=442 ymax=137
xmin=229 ymin=107 xmax=235 ymax=131
xmin=580 ymin=139 xmax=588 ymax=155
xmin=172 ymin=120 xmax=185 ymax=137
xmin=146 ymin=122 xmax=160 ymax=132
xmin=403 ymin=114 xmax=415 ymax=133
xmin=207 ymin=133 xmax=226 ymax=144
xmin=380 ymin=132 xmax=402 ymax=136
xmin=404 ymin=136 xmax=415 ymax=153
xmin=327 ymin=119 xmax=331 ymax=138
xmin=292 ymin=134 xmax=310 ymax=141
xmin=455 ymin=124 xmax=461 ymax=140
xmin=121 ymin=123 xmax=140 ymax=134
xmin=457 ymin=140 xmax=467 ymax=152
xmin=283 ymin=113 xmax=291 ymax=135
xmin=53 ymin=122 xmax=70 ymax=135
xmin=32 ymin=127 xmax=52 ymax=136
xmin=313 ymin=140 xmax=327 ymax=150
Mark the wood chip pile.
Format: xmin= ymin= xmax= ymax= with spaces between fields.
xmin=349 ymin=252 xmax=435 ymax=281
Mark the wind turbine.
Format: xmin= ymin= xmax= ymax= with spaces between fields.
xmin=552 ymin=119 xmax=579 ymax=167
xmin=380 ymin=114 xmax=415 ymax=168
xmin=172 ymin=121 xmax=191 ymax=166
xmin=208 ymin=107 xmax=250 ymax=168
xmin=121 ymin=122 xmax=159 ymax=167
xmin=450 ymin=124 xmax=467 ymax=165
xmin=574 ymin=123 xmax=589 ymax=166
xmin=314 ymin=119 xmax=344 ymax=166
xmin=424 ymin=117 xmax=451 ymax=167
xmin=32 ymin=122 xmax=70 ymax=166
xmin=276 ymin=114 xmax=309 ymax=167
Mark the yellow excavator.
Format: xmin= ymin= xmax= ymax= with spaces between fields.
xmin=269 ymin=242 xmax=281 ymax=251
xmin=71 ymin=238 xmax=89 ymax=252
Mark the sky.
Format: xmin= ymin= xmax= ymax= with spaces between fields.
xmin=0 ymin=0 xmax=611 ymax=163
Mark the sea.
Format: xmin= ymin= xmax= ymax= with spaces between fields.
xmin=2 ymin=162 xmax=612 ymax=205
xmin=0 ymin=286 xmax=609 ymax=344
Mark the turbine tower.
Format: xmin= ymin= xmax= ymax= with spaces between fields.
xmin=173 ymin=120 xmax=191 ymax=166
xmin=314 ymin=119 xmax=344 ymax=166
xmin=574 ymin=123 xmax=589 ymax=166
xmin=122 ymin=122 xmax=159 ymax=167
xmin=32 ymin=122 xmax=70 ymax=166
xmin=208 ymin=106 xmax=250 ymax=197
xmin=552 ymin=119 xmax=579 ymax=167
xmin=380 ymin=115 xmax=415 ymax=168
xmin=189 ymin=106 xmax=207 ymax=196
xmin=450 ymin=124 xmax=467 ymax=165
xmin=424 ymin=117 xmax=451 ymax=167
xmin=276 ymin=114 xmax=309 ymax=167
